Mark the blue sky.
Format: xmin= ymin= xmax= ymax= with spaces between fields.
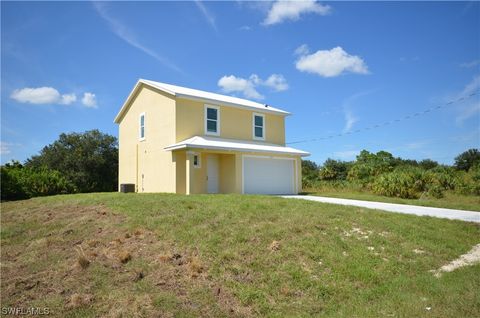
xmin=1 ymin=1 xmax=479 ymax=165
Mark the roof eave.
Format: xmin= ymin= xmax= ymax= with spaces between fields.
xmin=164 ymin=143 xmax=309 ymax=156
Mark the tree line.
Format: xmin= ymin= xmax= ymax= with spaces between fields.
xmin=302 ymin=149 xmax=480 ymax=199
xmin=1 ymin=130 xmax=118 ymax=201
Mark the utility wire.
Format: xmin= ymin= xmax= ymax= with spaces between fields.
xmin=286 ymin=91 xmax=479 ymax=145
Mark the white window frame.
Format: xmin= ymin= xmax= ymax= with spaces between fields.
xmin=139 ymin=112 xmax=146 ymax=141
xmin=252 ymin=113 xmax=265 ymax=141
xmin=193 ymin=153 xmax=201 ymax=168
xmin=204 ymin=105 xmax=220 ymax=136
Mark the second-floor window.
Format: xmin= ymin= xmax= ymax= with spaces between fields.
xmin=139 ymin=112 xmax=145 ymax=141
xmin=253 ymin=113 xmax=265 ymax=140
xmin=205 ymin=105 xmax=220 ymax=136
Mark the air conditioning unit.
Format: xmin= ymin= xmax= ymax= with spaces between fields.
xmin=120 ymin=183 xmax=135 ymax=193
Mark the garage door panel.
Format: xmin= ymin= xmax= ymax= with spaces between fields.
xmin=244 ymin=157 xmax=295 ymax=194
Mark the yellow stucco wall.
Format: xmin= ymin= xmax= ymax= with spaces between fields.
xmin=118 ymin=84 xmax=177 ymax=193
xmin=219 ymin=154 xmax=236 ymax=193
xmin=175 ymin=98 xmax=286 ymax=145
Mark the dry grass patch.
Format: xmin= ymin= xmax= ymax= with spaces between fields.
xmin=1 ymin=201 xmax=250 ymax=317
xmin=269 ymin=240 xmax=281 ymax=251
xmin=116 ymin=250 xmax=131 ymax=264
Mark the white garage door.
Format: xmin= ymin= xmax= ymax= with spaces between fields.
xmin=243 ymin=156 xmax=295 ymax=194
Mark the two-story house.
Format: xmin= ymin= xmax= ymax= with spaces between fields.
xmin=114 ymin=79 xmax=309 ymax=195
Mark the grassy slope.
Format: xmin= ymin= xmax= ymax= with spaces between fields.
xmin=1 ymin=193 xmax=479 ymax=317
xmin=305 ymin=189 xmax=480 ymax=212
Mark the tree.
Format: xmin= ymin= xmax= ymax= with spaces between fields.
xmin=454 ymin=149 xmax=480 ymax=171
xmin=25 ymin=130 xmax=118 ymax=192
xmin=302 ymin=160 xmax=319 ymax=178
xmin=319 ymin=159 xmax=351 ymax=180
xmin=301 ymin=159 xmax=320 ymax=188
xmin=418 ymin=159 xmax=438 ymax=170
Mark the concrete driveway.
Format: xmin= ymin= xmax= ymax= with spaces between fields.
xmin=282 ymin=195 xmax=480 ymax=223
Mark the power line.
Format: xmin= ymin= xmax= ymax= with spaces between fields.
xmin=286 ymin=91 xmax=480 ymax=145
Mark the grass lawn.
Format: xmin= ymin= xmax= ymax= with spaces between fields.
xmin=1 ymin=193 xmax=479 ymax=317
xmin=305 ymin=189 xmax=480 ymax=212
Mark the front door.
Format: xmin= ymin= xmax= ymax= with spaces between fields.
xmin=207 ymin=155 xmax=219 ymax=193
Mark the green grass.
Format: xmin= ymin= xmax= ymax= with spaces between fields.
xmin=305 ymin=189 xmax=480 ymax=212
xmin=1 ymin=193 xmax=480 ymax=317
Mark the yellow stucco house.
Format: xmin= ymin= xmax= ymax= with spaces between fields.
xmin=114 ymin=79 xmax=309 ymax=195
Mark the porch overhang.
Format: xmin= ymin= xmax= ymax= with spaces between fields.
xmin=164 ymin=136 xmax=310 ymax=157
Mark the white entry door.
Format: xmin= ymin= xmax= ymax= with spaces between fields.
xmin=243 ymin=156 xmax=295 ymax=194
xmin=207 ymin=155 xmax=219 ymax=193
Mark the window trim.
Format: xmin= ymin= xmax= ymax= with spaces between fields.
xmin=139 ymin=112 xmax=146 ymax=141
xmin=252 ymin=113 xmax=265 ymax=141
xmin=193 ymin=153 xmax=201 ymax=168
xmin=204 ymin=104 xmax=220 ymax=136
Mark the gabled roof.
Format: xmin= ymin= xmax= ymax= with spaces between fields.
xmin=114 ymin=79 xmax=290 ymax=123
xmin=164 ymin=135 xmax=310 ymax=157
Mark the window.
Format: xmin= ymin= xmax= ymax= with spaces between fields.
xmin=253 ymin=113 xmax=265 ymax=140
xmin=193 ymin=154 xmax=201 ymax=168
xmin=205 ymin=105 xmax=220 ymax=136
xmin=139 ymin=112 xmax=145 ymax=141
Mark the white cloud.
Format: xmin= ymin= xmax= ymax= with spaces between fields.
xmin=295 ymin=46 xmax=369 ymax=77
xmin=60 ymin=93 xmax=77 ymax=105
xmin=294 ymin=44 xmax=310 ymax=56
xmin=343 ymin=110 xmax=358 ymax=133
xmin=194 ymin=0 xmax=217 ymax=31
xmin=10 ymin=87 xmax=78 ymax=106
xmin=217 ymin=74 xmax=289 ymax=100
xmin=218 ymin=75 xmax=263 ymax=99
xmin=333 ymin=150 xmax=359 ymax=161
xmin=340 ymin=89 xmax=377 ymax=133
xmin=454 ymin=75 xmax=480 ymax=125
xmin=82 ymin=92 xmax=97 ymax=108
xmin=10 ymin=86 xmax=99 ymax=108
xmin=239 ymin=25 xmax=252 ymax=31
xmin=1 ymin=141 xmax=12 ymax=155
xmin=460 ymin=59 xmax=480 ymax=68
xmin=263 ymin=0 xmax=331 ymax=25
xmin=263 ymin=74 xmax=289 ymax=91
xmin=11 ymin=87 xmax=60 ymax=104
xmin=92 ymin=2 xmax=182 ymax=73
xmin=459 ymin=75 xmax=480 ymax=98
xmin=456 ymin=102 xmax=480 ymax=125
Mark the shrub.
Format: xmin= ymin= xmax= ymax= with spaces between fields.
xmin=455 ymin=164 xmax=480 ymax=195
xmin=1 ymin=162 xmax=29 ymax=201
xmin=425 ymin=166 xmax=458 ymax=190
xmin=425 ymin=184 xmax=444 ymax=199
xmin=1 ymin=162 xmax=75 ymax=201
xmin=372 ymin=167 xmax=428 ymax=199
